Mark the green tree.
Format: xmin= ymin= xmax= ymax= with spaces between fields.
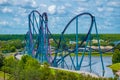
xmin=2 ymin=56 xmax=17 ymax=73
xmin=115 ymin=44 xmax=120 ymax=50
xmin=1 ymin=55 xmax=118 ymax=80
xmin=112 ymin=49 xmax=120 ymax=64
xmin=10 ymin=46 xmax=16 ymax=52
xmin=0 ymin=53 xmax=5 ymax=68
xmin=2 ymin=55 xmax=42 ymax=80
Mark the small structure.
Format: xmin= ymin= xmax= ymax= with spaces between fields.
xmin=69 ymin=41 xmax=76 ymax=44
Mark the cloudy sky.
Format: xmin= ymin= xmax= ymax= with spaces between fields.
xmin=0 ymin=0 xmax=120 ymax=34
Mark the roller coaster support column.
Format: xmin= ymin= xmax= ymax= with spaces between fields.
xmin=88 ymin=34 xmax=92 ymax=72
xmin=28 ymin=14 xmax=33 ymax=56
xmin=78 ymin=13 xmax=94 ymax=70
xmin=41 ymin=12 xmax=49 ymax=63
xmin=94 ymin=16 xmax=105 ymax=74
xmin=76 ymin=17 xmax=79 ymax=70
xmin=44 ymin=17 xmax=48 ymax=62
xmin=41 ymin=20 xmax=44 ymax=63
xmin=78 ymin=34 xmax=90 ymax=70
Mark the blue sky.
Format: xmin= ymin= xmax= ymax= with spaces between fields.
xmin=0 ymin=0 xmax=120 ymax=34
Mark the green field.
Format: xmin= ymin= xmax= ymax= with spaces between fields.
xmin=109 ymin=63 xmax=120 ymax=71
xmin=51 ymin=52 xmax=113 ymax=57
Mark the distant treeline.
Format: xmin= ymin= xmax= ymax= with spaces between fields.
xmin=0 ymin=34 xmax=25 ymax=41
xmin=0 ymin=34 xmax=120 ymax=41
xmin=51 ymin=34 xmax=120 ymax=42
xmin=98 ymin=34 xmax=120 ymax=41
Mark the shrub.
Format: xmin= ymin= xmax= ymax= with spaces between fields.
xmin=112 ymin=49 xmax=120 ymax=64
xmin=1 ymin=55 xmax=118 ymax=80
xmin=10 ymin=46 xmax=16 ymax=52
xmin=115 ymin=44 xmax=120 ymax=50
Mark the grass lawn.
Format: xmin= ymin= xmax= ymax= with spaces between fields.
xmin=70 ymin=52 xmax=113 ymax=56
xmin=109 ymin=63 xmax=120 ymax=71
xmin=52 ymin=52 xmax=113 ymax=57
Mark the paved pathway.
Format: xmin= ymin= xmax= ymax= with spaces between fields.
xmin=50 ymin=67 xmax=99 ymax=78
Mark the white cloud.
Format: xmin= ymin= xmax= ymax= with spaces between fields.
xmin=107 ymin=1 xmax=120 ymax=7
xmin=104 ymin=20 xmax=111 ymax=26
xmin=40 ymin=4 xmax=47 ymax=7
xmin=2 ymin=7 xmax=12 ymax=13
xmin=72 ymin=0 xmax=88 ymax=2
xmin=30 ymin=0 xmax=38 ymax=8
xmin=0 ymin=0 xmax=7 ymax=4
xmin=17 ymin=7 xmax=27 ymax=17
xmin=79 ymin=0 xmax=88 ymax=2
xmin=78 ymin=7 xmax=85 ymax=11
xmin=13 ymin=18 xmax=21 ymax=24
xmin=0 ymin=20 xmax=13 ymax=28
xmin=74 ymin=7 xmax=85 ymax=14
xmin=97 ymin=7 xmax=104 ymax=12
xmin=0 ymin=0 xmax=38 ymax=9
xmin=0 ymin=21 xmax=8 ymax=25
xmin=65 ymin=3 xmax=71 ymax=7
xmin=48 ymin=5 xmax=56 ymax=14
xmin=106 ymin=7 xmax=114 ymax=12
xmin=2 ymin=0 xmax=38 ymax=9
xmin=95 ymin=1 xmax=104 ymax=6
xmin=57 ymin=6 xmax=66 ymax=14
xmin=15 ymin=0 xmax=38 ymax=9
xmin=0 ymin=0 xmax=119 ymax=34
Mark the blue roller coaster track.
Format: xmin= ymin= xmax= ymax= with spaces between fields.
xmin=24 ymin=10 xmax=119 ymax=75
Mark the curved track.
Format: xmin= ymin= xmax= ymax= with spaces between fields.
xmin=25 ymin=10 xmax=119 ymax=73
xmin=25 ymin=10 xmax=51 ymax=63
